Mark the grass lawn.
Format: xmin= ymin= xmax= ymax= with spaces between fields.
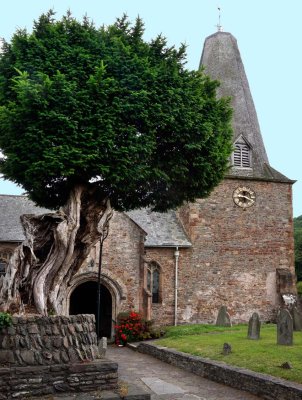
xmin=156 ymin=324 xmax=302 ymax=384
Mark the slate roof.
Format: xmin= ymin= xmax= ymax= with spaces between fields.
xmin=127 ymin=209 xmax=191 ymax=248
xmin=0 ymin=195 xmax=191 ymax=247
xmin=200 ymin=31 xmax=294 ymax=183
xmin=0 ymin=195 xmax=49 ymax=242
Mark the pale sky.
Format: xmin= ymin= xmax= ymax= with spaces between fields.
xmin=0 ymin=1 xmax=301 ymax=217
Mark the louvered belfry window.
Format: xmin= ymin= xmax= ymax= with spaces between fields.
xmin=233 ymin=143 xmax=251 ymax=167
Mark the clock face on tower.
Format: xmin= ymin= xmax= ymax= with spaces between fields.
xmin=233 ymin=186 xmax=256 ymax=208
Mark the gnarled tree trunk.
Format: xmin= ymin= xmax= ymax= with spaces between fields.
xmin=0 ymin=185 xmax=112 ymax=315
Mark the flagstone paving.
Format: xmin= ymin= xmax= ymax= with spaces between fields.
xmin=107 ymin=344 xmax=261 ymax=400
xmin=32 ymin=344 xmax=262 ymax=399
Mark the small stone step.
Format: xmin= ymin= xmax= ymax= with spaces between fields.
xmin=101 ymin=383 xmax=151 ymax=400
xmin=101 ymin=391 xmax=120 ymax=399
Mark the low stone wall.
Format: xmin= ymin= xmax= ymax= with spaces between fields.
xmin=0 ymin=360 xmax=117 ymax=399
xmin=137 ymin=342 xmax=302 ymax=400
xmin=0 ymin=314 xmax=118 ymax=398
xmin=0 ymin=314 xmax=99 ymax=366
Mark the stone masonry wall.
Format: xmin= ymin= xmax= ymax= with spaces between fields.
xmin=102 ymin=212 xmax=146 ymax=313
xmin=138 ymin=342 xmax=302 ymax=400
xmin=0 ymin=360 xmax=117 ymax=399
xmin=176 ymin=178 xmax=296 ymax=324
xmin=0 ymin=314 xmax=118 ymax=399
xmin=138 ymin=178 xmax=295 ymax=327
xmin=144 ymin=247 xmax=176 ymax=326
xmin=0 ymin=314 xmax=99 ymax=366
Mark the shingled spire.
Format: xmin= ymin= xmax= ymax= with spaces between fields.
xmin=200 ymin=31 xmax=292 ymax=182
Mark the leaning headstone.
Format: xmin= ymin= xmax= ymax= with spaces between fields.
xmin=280 ymin=361 xmax=293 ymax=369
xmin=292 ymin=307 xmax=302 ymax=331
xmin=247 ymin=312 xmax=261 ymax=340
xmin=216 ymin=306 xmax=232 ymax=327
xmin=277 ymin=309 xmax=293 ymax=345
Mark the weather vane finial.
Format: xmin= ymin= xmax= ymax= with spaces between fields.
xmin=216 ymin=6 xmax=223 ymax=32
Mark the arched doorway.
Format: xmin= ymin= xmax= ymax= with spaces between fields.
xmin=69 ymin=281 xmax=112 ymax=338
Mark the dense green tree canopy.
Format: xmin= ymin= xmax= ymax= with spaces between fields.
xmin=0 ymin=11 xmax=233 ymax=211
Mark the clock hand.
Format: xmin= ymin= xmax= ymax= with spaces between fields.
xmin=237 ymin=194 xmax=253 ymax=201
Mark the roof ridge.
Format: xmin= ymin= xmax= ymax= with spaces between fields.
xmin=0 ymin=193 xmax=27 ymax=198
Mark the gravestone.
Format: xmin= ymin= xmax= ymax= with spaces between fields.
xmin=222 ymin=342 xmax=232 ymax=355
xmin=247 ymin=312 xmax=261 ymax=340
xmin=292 ymin=307 xmax=302 ymax=331
xmin=277 ymin=309 xmax=293 ymax=345
xmin=98 ymin=336 xmax=107 ymax=357
xmin=215 ymin=306 xmax=232 ymax=327
xmin=280 ymin=361 xmax=293 ymax=369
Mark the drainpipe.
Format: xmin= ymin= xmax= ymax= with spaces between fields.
xmin=174 ymin=246 xmax=180 ymax=326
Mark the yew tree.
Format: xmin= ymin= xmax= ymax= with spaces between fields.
xmin=0 ymin=11 xmax=233 ymax=315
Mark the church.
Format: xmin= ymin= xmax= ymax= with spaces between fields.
xmin=0 ymin=31 xmax=297 ymax=339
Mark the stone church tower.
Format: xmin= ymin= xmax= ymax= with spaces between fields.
xmin=173 ymin=31 xmax=296 ymax=323
xmin=0 ymin=31 xmax=296 ymax=338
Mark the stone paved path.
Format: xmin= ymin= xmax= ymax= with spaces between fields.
xmin=34 ymin=344 xmax=262 ymax=399
xmin=107 ymin=345 xmax=262 ymax=400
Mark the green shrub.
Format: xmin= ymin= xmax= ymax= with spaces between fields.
xmin=0 ymin=312 xmax=12 ymax=330
xmin=297 ymin=281 xmax=302 ymax=296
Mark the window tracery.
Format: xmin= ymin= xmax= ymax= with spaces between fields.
xmin=146 ymin=262 xmax=161 ymax=304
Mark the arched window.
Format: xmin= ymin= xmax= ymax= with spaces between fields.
xmin=0 ymin=261 xmax=7 ymax=277
xmin=146 ymin=262 xmax=161 ymax=304
xmin=0 ymin=250 xmax=12 ymax=277
xmin=232 ymin=136 xmax=252 ymax=168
